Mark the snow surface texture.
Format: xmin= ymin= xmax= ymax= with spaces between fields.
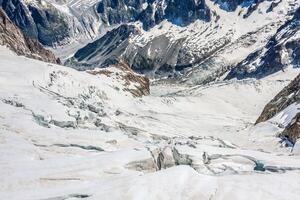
xmin=2 ymin=45 xmax=300 ymax=199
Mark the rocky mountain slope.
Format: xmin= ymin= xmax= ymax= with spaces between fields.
xmin=226 ymin=6 xmax=300 ymax=80
xmin=0 ymin=8 xmax=59 ymax=64
xmin=256 ymin=73 xmax=300 ymax=144
xmin=228 ymin=5 xmax=300 ymax=146
xmin=66 ymin=0 xmax=298 ymax=81
xmin=1 ymin=0 xmax=298 ymax=84
xmin=65 ymin=24 xmax=141 ymax=70
xmin=0 ymin=0 xmax=101 ymax=46
xmin=97 ymin=0 xmax=211 ymax=30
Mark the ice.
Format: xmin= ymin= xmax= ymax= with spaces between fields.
xmin=1 ymin=44 xmax=300 ymax=199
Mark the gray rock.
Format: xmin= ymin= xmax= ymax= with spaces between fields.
xmin=97 ymin=0 xmax=211 ymax=30
xmin=1 ymin=0 xmax=70 ymax=46
xmin=66 ymin=24 xmax=140 ymax=69
xmin=226 ymin=7 xmax=300 ymax=80
xmin=0 ymin=8 xmax=60 ymax=64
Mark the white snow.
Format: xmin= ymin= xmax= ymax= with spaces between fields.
xmin=1 ymin=44 xmax=300 ymax=199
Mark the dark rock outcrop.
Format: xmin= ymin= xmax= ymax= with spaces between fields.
xmin=281 ymin=113 xmax=300 ymax=144
xmin=66 ymin=24 xmax=187 ymax=74
xmin=0 ymin=8 xmax=60 ymax=64
xmin=213 ymin=0 xmax=266 ymax=17
xmin=97 ymin=0 xmax=211 ymax=30
xmin=128 ymin=35 xmax=185 ymax=74
xmin=1 ymin=0 xmax=71 ymax=46
xmin=242 ymin=0 xmax=265 ymax=18
xmin=256 ymin=74 xmax=300 ymax=124
xmin=66 ymin=24 xmax=140 ymax=69
xmin=1 ymin=0 xmax=38 ymax=39
xmin=117 ymin=62 xmax=150 ymax=97
xmin=27 ymin=2 xmax=70 ymax=46
xmin=96 ymin=0 xmax=145 ymax=25
xmin=212 ymin=0 xmax=247 ymax=11
xmin=266 ymin=0 xmax=282 ymax=13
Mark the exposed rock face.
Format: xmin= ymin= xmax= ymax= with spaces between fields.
xmin=213 ymin=0 xmax=267 ymax=17
xmin=1 ymin=0 xmax=38 ymax=39
xmin=96 ymin=0 xmax=146 ymax=25
xmin=97 ymin=0 xmax=211 ymax=30
xmin=266 ymin=0 xmax=282 ymax=13
xmin=281 ymin=113 xmax=300 ymax=144
xmin=0 ymin=8 xmax=60 ymax=64
xmin=256 ymin=73 xmax=300 ymax=144
xmin=67 ymin=24 xmax=187 ymax=73
xmin=66 ymin=24 xmax=140 ymax=70
xmin=128 ymin=35 xmax=185 ymax=73
xmin=213 ymin=0 xmax=248 ymax=11
xmin=256 ymin=74 xmax=300 ymax=124
xmin=226 ymin=7 xmax=300 ymax=80
xmin=26 ymin=2 xmax=71 ymax=45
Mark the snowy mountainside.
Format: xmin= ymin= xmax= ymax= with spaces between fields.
xmin=1 ymin=0 xmax=298 ymax=84
xmin=226 ymin=6 xmax=300 ymax=80
xmin=67 ymin=0 xmax=298 ymax=82
xmin=65 ymin=24 xmax=141 ymax=70
xmin=2 ymin=45 xmax=300 ymax=199
xmin=0 ymin=0 xmax=101 ymax=46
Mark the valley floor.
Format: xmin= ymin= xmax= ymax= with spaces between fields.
xmin=1 ymin=46 xmax=300 ymax=199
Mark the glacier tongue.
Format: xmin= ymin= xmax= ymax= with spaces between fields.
xmin=1 ymin=0 xmax=300 ymax=199
xmin=1 ymin=45 xmax=300 ymax=199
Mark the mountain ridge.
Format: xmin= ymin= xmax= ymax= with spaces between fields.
xmin=0 ymin=7 xmax=60 ymax=64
